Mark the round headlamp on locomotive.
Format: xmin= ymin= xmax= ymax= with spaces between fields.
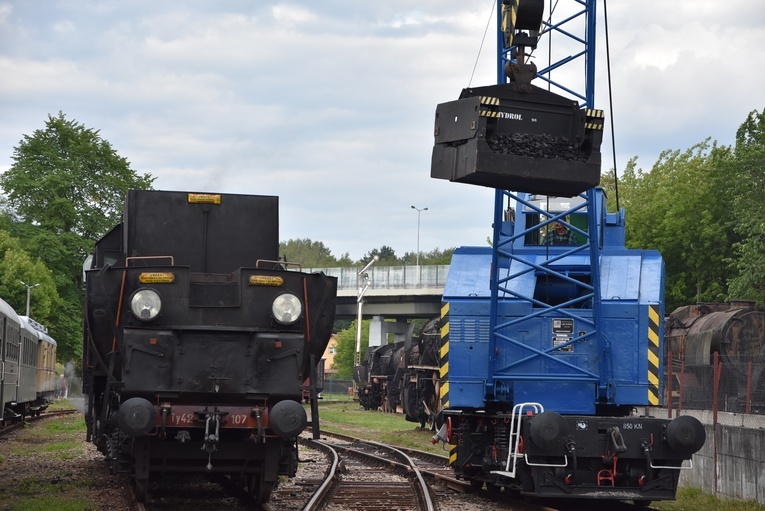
xmin=129 ymin=288 xmax=162 ymax=321
xmin=271 ymin=292 xmax=302 ymax=325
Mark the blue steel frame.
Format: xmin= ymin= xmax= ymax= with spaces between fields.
xmin=486 ymin=0 xmax=611 ymax=402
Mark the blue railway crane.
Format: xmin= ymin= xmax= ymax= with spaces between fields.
xmin=428 ymin=0 xmax=706 ymax=503
xmin=488 ymin=0 xmax=609 ymax=413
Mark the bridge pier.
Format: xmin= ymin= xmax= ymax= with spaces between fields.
xmin=369 ymin=316 xmax=416 ymax=347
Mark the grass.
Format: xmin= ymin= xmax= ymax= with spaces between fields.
xmin=11 ymin=440 xmax=80 ymax=457
xmin=9 ymin=495 xmax=91 ymax=511
xmin=3 ymin=470 xmax=102 ymax=511
xmin=13 ymin=476 xmax=85 ymax=497
xmin=316 ymin=401 xmax=765 ymax=510
xmin=320 ymin=392 xmax=356 ymax=402
xmin=47 ymin=398 xmax=78 ymax=412
xmin=653 ymin=487 xmax=765 ymax=511
xmin=0 ymin=407 xmax=114 ymax=510
xmin=316 ymin=401 xmax=447 ymax=456
xmin=10 ymin=414 xmax=86 ymax=460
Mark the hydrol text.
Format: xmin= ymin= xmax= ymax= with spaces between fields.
xmin=500 ymin=112 xmax=523 ymax=120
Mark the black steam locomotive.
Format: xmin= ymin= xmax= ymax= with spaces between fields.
xmin=82 ymin=190 xmax=337 ymax=503
xmin=354 ymin=318 xmax=442 ymax=427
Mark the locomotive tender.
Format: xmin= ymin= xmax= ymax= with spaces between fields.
xmin=82 ymin=190 xmax=337 ymax=503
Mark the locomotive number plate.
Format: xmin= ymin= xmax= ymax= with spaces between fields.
xmin=155 ymin=405 xmax=267 ymax=429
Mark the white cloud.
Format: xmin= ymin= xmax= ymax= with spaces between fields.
xmin=0 ymin=3 xmax=12 ymax=25
xmin=0 ymin=0 xmax=763 ymax=259
xmin=271 ymin=4 xmax=316 ymax=25
xmin=52 ymin=20 xmax=75 ymax=36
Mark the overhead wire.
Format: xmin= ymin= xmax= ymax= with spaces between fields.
xmin=543 ymin=0 xmax=561 ymax=92
xmin=602 ymin=0 xmax=620 ymax=210
xmin=468 ymin=0 xmax=497 ymax=88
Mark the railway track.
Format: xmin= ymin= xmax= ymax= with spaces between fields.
xmin=265 ymin=430 xmax=559 ymax=511
xmin=0 ymin=408 xmax=78 ymax=437
xmin=290 ymin=431 xmax=658 ymax=511
xmin=260 ymin=430 xmax=441 ymax=510
xmin=307 ymin=433 xmax=435 ymax=511
xmin=3 ymin=412 xmax=660 ymax=511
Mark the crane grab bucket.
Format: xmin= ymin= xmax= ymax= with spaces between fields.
xmin=430 ymin=83 xmax=603 ymax=197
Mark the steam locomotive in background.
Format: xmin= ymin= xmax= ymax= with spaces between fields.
xmin=82 ymin=190 xmax=337 ymax=504
xmin=665 ymin=301 xmax=765 ymax=412
xmin=354 ymin=318 xmax=441 ymax=427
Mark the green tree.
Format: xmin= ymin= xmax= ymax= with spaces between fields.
xmin=616 ymin=141 xmax=736 ymax=310
xmin=279 ymin=238 xmax=341 ymax=267
xmin=600 ymin=160 xmax=635 ymax=213
xmin=336 ymin=253 xmax=354 ymax=266
xmin=1 ymin=112 xmax=154 ymax=239
xmin=0 ymin=112 xmax=155 ymax=362
xmin=359 ymin=245 xmax=399 ymax=265
xmin=0 ymin=230 xmax=59 ymax=320
xmin=402 ymin=247 xmax=455 ymax=265
xmin=727 ymin=109 xmax=765 ymax=304
xmin=332 ymin=319 xmax=371 ymax=378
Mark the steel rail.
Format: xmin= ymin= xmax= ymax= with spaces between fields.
xmin=301 ymin=439 xmax=340 ymax=511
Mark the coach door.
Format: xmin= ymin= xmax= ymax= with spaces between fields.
xmin=0 ymin=315 xmax=6 ymax=414
xmin=0 ymin=315 xmax=20 ymax=411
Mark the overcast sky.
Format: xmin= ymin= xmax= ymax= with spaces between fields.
xmin=1 ymin=1 xmax=763 ymax=262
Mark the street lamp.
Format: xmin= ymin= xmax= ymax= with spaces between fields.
xmin=353 ymin=255 xmax=379 ymax=398
xmin=410 ymin=206 xmax=428 ymax=266
xmin=20 ymin=280 xmax=40 ymax=317
xmin=354 ymin=255 xmax=379 ymax=370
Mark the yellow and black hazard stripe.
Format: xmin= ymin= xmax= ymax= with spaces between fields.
xmin=479 ymin=96 xmax=501 ymax=118
xmin=439 ymin=302 xmax=450 ymax=410
xmin=501 ymin=0 xmax=520 ymax=47
xmin=439 ymin=302 xmax=457 ymax=466
xmin=647 ymin=304 xmax=661 ymax=405
xmin=585 ymin=108 xmax=605 ymax=130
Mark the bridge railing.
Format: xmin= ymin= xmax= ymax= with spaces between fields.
xmin=304 ymin=265 xmax=449 ymax=291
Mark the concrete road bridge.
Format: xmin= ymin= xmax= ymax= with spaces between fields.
xmin=305 ymin=265 xmax=448 ymax=346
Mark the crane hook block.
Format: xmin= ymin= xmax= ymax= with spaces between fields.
xmin=430 ymin=83 xmax=603 ymax=197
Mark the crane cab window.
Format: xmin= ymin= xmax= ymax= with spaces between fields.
xmin=523 ymin=195 xmax=588 ymax=246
